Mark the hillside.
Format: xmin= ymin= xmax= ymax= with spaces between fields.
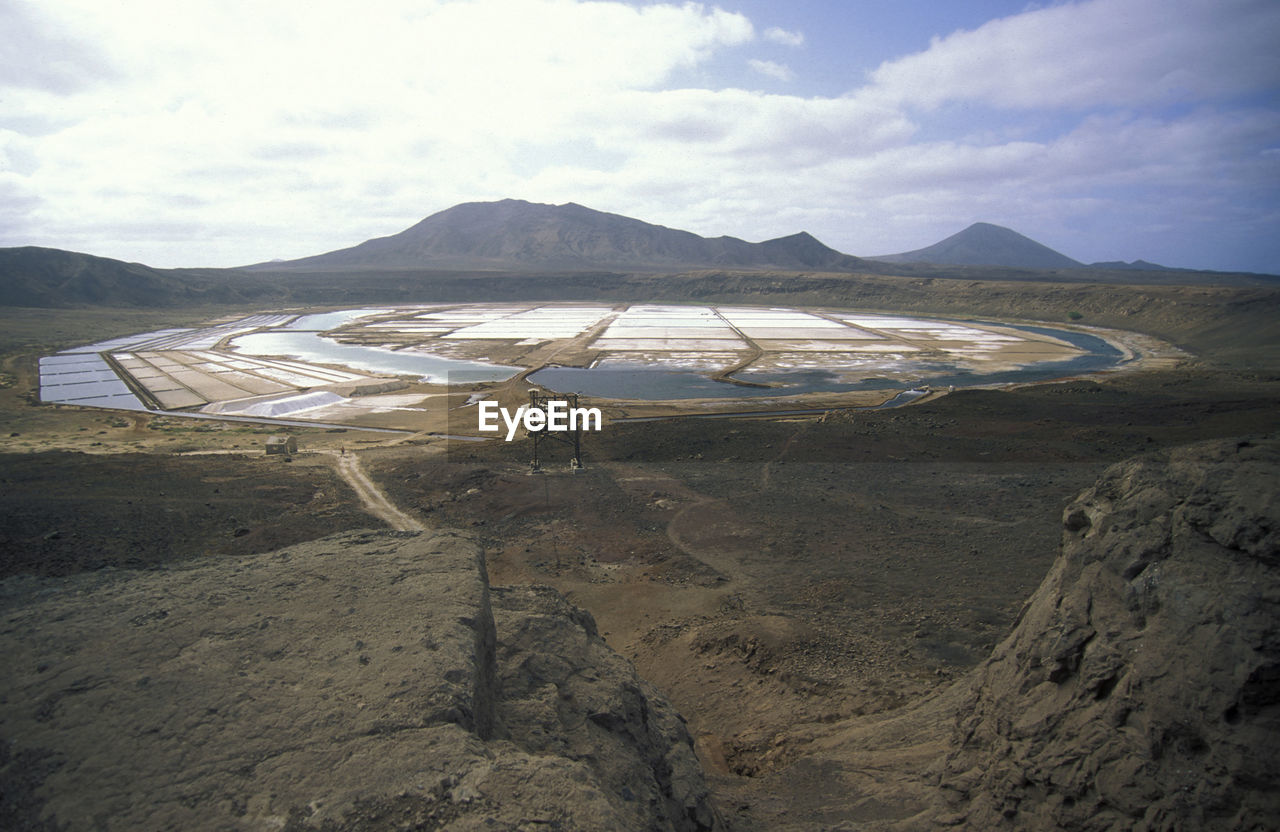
xmin=873 ymin=222 xmax=1084 ymax=269
xmin=698 ymin=436 xmax=1280 ymax=829
xmin=928 ymin=436 xmax=1280 ymax=829
xmin=0 ymin=247 xmax=261 ymax=308
xmin=246 ymin=199 xmax=869 ymax=272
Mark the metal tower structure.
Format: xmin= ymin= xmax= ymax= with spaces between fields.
xmin=528 ymin=390 xmax=584 ymax=471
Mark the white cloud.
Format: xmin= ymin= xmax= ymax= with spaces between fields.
xmin=584 ymin=88 xmax=915 ymax=164
xmin=867 ymin=0 xmax=1280 ymax=110
xmin=0 ymin=0 xmax=759 ymax=263
xmin=0 ymin=2 xmax=117 ymax=94
xmin=1 ymin=0 xmax=1277 ymax=272
xmin=763 ymin=26 xmax=804 ymax=47
xmin=748 ymin=59 xmax=794 ymax=82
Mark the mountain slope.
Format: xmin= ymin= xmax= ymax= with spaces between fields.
xmin=0 ymin=246 xmax=257 ymax=308
xmin=873 ymin=222 xmax=1084 ymax=269
xmin=249 ymin=199 xmax=869 ymax=272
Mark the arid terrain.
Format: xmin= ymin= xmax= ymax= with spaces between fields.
xmin=1 ymin=272 xmax=1278 ymax=829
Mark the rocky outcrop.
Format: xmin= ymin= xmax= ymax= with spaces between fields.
xmin=933 ymin=438 xmax=1280 ymax=830
xmin=492 ymin=585 xmax=717 ymax=831
xmin=0 ymin=530 xmax=717 ymax=831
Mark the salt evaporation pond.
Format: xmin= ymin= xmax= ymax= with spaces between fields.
xmin=530 ymin=324 xmax=1123 ymax=400
xmin=38 ymin=304 xmax=1137 ymax=431
xmin=230 ymin=331 xmax=520 ymax=384
xmin=278 ymin=309 xmax=390 ymax=331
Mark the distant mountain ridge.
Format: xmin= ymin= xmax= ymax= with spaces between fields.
xmin=0 ymin=246 xmax=258 ymax=308
xmin=256 ymin=203 xmax=1188 ymax=274
xmin=872 ymin=222 xmax=1085 ymax=270
xmin=247 ymin=199 xmax=869 ymax=272
xmin=1088 ymin=259 xmax=1185 ymax=272
xmin=6 ymin=202 xmax=1270 ymax=309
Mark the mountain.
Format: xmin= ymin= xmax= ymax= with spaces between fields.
xmin=247 ymin=199 xmax=869 ymax=272
xmin=872 ymin=222 xmax=1084 ymax=270
xmin=0 ymin=246 xmax=261 ymax=308
xmin=1087 ymin=259 xmax=1186 ymax=272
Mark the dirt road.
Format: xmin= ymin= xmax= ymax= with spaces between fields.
xmin=124 ymin=442 xmax=426 ymax=532
xmin=326 ymin=450 xmax=425 ymax=531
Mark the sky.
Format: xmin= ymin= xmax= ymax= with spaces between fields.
xmin=2 ymin=0 xmax=1278 ymax=273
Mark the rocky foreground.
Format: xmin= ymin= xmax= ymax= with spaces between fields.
xmin=931 ymin=436 xmax=1280 ymax=830
xmin=699 ymin=437 xmax=1279 ymax=830
xmin=1 ymin=437 xmax=1277 ymax=831
xmin=0 ymin=530 xmax=717 ymax=831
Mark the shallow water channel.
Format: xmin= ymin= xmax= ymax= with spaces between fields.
xmin=230 ymin=331 xmax=521 ymax=384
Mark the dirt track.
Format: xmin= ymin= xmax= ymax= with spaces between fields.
xmin=323 ymin=449 xmax=426 ymax=531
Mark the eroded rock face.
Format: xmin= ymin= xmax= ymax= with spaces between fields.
xmin=0 ymin=529 xmax=717 ymax=831
xmin=492 ymin=585 xmax=717 ymax=831
xmin=935 ymin=438 xmax=1280 ymax=830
